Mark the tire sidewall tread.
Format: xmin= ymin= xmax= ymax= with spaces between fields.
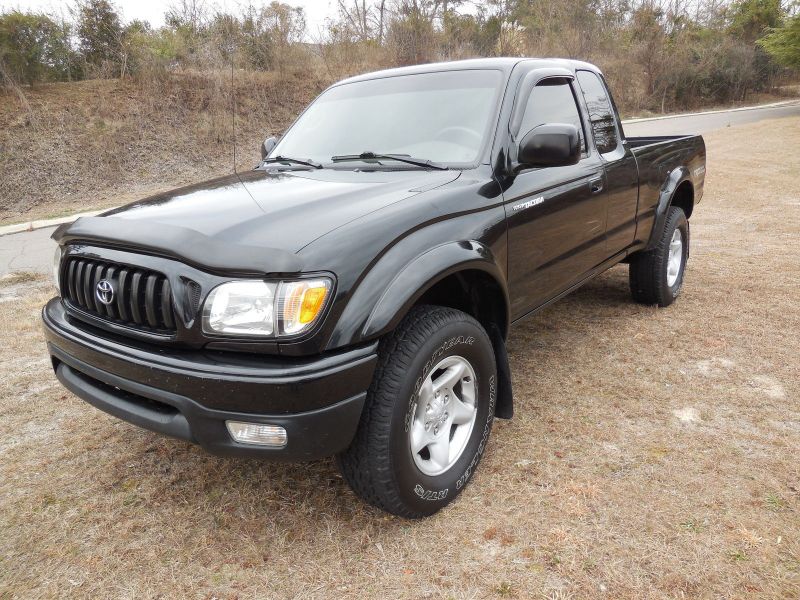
xmin=338 ymin=305 xmax=497 ymax=518
xmin=629 ymin=206 xmax=689 ymax=307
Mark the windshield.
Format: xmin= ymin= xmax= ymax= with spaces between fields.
xmin=271 ymin=69 xmax=503 ymax=166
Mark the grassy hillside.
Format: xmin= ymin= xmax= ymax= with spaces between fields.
xmin=0 ymin=72 xmax=325 ymax=225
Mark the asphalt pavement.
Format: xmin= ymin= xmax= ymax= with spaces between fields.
xmin=621 ymin=100 xmax=800 ymax=137
xmin=0 ymin=225 xmax=57 ymax=279
xmin=1 ymin=100 xmax=799 ymax=279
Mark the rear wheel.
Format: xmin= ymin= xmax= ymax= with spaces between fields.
xmin=337 ymin=305 xmax=497 ymax=518
xmin=629 ymin=206 xmax=689 ymax=307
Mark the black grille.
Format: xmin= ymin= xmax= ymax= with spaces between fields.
xmin=62 ymin=257 xmax=177 ymax=334
xmin=186 ymin=280 xmax=202 ymax=313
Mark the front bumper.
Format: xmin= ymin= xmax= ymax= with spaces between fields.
xmin=42 ymin=298 xmax=377 ymax=460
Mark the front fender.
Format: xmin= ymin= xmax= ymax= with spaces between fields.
xmin=326 ymin=239 xmax=508 ymax=350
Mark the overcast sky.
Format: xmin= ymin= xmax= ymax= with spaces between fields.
xmin=0 ymin=0 xmax=341 ymax=36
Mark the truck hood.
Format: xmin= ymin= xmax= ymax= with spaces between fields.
xmin=100 ymin=169 xmax=459 ymax=254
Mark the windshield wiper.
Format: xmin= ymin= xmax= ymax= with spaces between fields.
xmin=262 ymin=155 xmax=322 ymax=169
xmin=330 ymin=152 xmax=448 ymax=170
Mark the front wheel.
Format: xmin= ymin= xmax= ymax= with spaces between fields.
xmin=337 ymin=306 xmax=497 ymax=517
xmin=629 ymin=206 xmax=689 ymax=307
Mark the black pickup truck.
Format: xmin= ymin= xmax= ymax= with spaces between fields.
xmin=43 ymin=58 xmax=705 ymax=517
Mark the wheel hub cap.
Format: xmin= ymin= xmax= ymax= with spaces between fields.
xmin=667 ymin=228 xmax=683 ymax=287
xmin=409 ymin=355 xmax=478 ymax=476
xmin=424 ymin=393 xmax=449 ymax=434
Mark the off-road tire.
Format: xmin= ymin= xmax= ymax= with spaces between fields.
xmin=337 ymin=305 xmax=497 ymax=518
xmin=629 ymin=206 xmax=689 ymax=307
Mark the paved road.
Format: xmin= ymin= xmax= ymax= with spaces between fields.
xmin=622 ymin=101 xmax=800 ymax=136
xmin=2 ymin=101 xmax=799 ymax=279
xmin=0 ymin=225 xmax=57 ymax=279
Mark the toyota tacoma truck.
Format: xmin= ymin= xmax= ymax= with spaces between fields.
xmin=43 ymin=58 xmax=705 ymax=517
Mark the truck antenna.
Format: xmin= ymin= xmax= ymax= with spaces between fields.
xmin=231 ymin=47 xmax=237 ymax=174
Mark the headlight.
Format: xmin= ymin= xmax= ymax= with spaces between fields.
xmin=202 ymin=278 xmax=332 ymax=337
xmin=53 ymin=245 xmax=62 ymax=292
xmin=204 ymin=280 xmax=276 ymax=336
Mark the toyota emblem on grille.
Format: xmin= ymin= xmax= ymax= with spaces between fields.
xmin=95 ymin=279 xmax=115 ymax=305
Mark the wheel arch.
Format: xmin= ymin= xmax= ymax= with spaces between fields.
xmin=670 ymin=179 xmax=695 ymax=219
xmin=362 ymin=241 xmax=510 ymax=342
xmin=645 ymin=167 xmax=695 ymax=251
xmin=335 ymin=240 xmax=514 ymax=419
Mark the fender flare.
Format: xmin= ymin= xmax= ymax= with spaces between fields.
xmin=644 ymin=166 xmax=692 ymax=251
xmin=328 ymin=240 xmax=514 ymax=419
xmin=361 ymin=240 xmax=509 ymax=341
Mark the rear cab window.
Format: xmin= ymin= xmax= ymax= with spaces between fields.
xmin=575 ymin=71 xmax=621 ymax=155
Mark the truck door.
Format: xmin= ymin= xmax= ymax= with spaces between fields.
xmin=504 ymin=77 xmax=608 ymax=319
xmin=575 ymin=70 xmax=639 ymax=255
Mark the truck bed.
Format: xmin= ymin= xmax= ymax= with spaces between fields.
xmin=625 ymin=134 xmax=696 ymax=149
xmin=625 ymin=133 xmax=706 ymax=247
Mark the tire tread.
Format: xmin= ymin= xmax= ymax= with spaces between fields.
xmin=337 ymin=305 xmax=489 ymax=518
xmin=629 ymin=206 xmax=687 ymax=307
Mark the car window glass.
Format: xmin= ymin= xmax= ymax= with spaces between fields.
xmin=576 ymin=71 xmax=619 ymax=154
xmin=272 ymin=70 xmax=503 ymax=165
xmin=519 ymin=79 xmax=586 ymax=153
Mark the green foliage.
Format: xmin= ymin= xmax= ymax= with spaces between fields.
xmin=765 ymin=492 xmax=787 ymax=510
xmin=207 ymin=13 xmax=239 ymax=64
xmin=0 ymin=11 xmax=77 ymax=85
xmin=442 ymin=11 xmax=500 ymax=56
xmin=728 ymin=0 xmax=783 ymax=42
xmin=758 ymin=14 xmax=800 ymax=68
xmin=250 ymin=2 xmax=307 ymax=72
xmin=77 ymin=0 xmax=123 ymax=72
xmin=120 ymin=20 xmax=169 ymax=76
xmin=386 ymin=1 xmax=439 ymax=65
xmin=241 ymin=7 xmax=274 ymax=69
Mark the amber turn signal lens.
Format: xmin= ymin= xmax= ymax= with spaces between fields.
xmin=278 ymin=279 xmax=331 ymax=335
xmin=299 ymin=286 xmax=327 ymax=323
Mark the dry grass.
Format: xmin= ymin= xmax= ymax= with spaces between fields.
xmin=1 ymin=117 xmax=799 ymax=599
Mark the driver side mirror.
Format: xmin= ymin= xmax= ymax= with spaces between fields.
xmin=261 ymin=136 xmax=278 ymax=160
xmin=517 ymin=124 xmax=580 ymax=169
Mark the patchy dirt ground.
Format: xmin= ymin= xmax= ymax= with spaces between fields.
xmin=1 ymin=118 xmax=799 ymax=599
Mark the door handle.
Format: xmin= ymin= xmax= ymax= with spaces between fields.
xmin=589 ymin=178 xmax=604 ymax=194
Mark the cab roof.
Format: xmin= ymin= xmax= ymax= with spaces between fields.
xmin=335 ymin=57 xmax=602 ymax=87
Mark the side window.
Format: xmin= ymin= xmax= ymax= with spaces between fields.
xmin=576 ymin=71 xmax=619 ymax=154
xmin=518 ymin=79 xmax=586 ymax=153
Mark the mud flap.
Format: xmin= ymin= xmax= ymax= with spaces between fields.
xmin=488 ymin=324 xmax=513 ymax=419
